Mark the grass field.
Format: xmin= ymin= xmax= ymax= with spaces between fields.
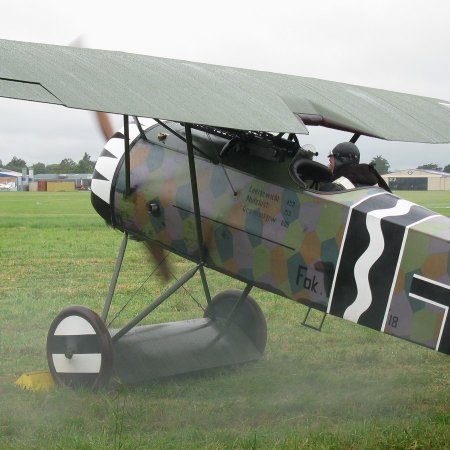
xmin=0 ymin=191 xmax=449 ymax=449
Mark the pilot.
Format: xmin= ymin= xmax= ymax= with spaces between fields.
xmin=320 ymin=142 xmax=391 ymax=192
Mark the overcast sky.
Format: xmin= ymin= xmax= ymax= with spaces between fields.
xmin=1 ymin=0 xmax=449 ymax=170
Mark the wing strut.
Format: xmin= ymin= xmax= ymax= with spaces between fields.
xmin=184 ymin=123 xmax=214 ymax=307
xmin=185 ymin=124 xmax=206 ymax=263
xmin=101 ymin=232 xmax=129 ymax=322
xmin=124 ymin=115 xmax=131 ymax=195
xmin=133 ymin=116 xmax=148 ymax=141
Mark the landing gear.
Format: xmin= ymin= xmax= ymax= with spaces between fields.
xmin=46 ymin=287 xmax=268 ymax=388
xmin=47 ymin=306 xmax=113 ymax=389
xmin=204 ymin=289 xmax=267 ymax=353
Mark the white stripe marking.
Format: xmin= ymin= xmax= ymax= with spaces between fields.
xmin=333 ymin=176 xmax=355 ymax=190
xmin=91 ymin=178 xmax=111 ymax=204
xmin=409 ymin=293 xmax=449 ymax=351
xmin=344 ymin=199 xmax=414 ymax=322
xmin=327 ymin=191 xmax=387 ymax=313
xmin=91 ymin=119 xmax=158 ymax=203
xmin=54 ymin=316 xmax=96 ymax=336
xmin=104 ymin=137 xmax=126 ymax=159
xmin=94 ymin=155 xmax=121 ymax=182
xmin=413 ymin=273 xmax=450 ymax=291
xmin=52 ymin=353 xmax=101 ymax=373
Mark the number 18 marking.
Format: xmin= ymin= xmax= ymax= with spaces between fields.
xmin=388 ymin=315 xmax=399 ymax=328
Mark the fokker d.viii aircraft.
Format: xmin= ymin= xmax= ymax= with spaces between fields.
xmin=1 ymin=39 xmax=449 ymax=389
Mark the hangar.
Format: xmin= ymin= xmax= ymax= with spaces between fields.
xmin=0 ymin=168 xmax=22 ymax=191
xmin=382 ymin=169 xmax=450 ymax=191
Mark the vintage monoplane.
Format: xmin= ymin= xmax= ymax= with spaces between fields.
xmin=1 ymin=39 xmax=449 ymax=388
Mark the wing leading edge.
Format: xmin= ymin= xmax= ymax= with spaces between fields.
xmin=0 ymin=39 xmax=449 ymax=143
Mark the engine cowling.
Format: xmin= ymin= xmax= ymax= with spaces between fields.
xmin=90 ymin=118 xmax=156 ymax=225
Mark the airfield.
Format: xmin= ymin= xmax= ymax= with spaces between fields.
xmin=1 ymin=190 xmax=449 ymax=449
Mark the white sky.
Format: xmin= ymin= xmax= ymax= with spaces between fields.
xmin=0 ymin=0 xmax=449 ymax=170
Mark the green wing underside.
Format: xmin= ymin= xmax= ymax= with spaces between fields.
xmin=1 ymin=39 xmax=450 ymax=143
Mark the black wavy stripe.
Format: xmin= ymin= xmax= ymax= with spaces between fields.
xmin=329 ymin=195 xmax=395 ymax=318
xmin=359 ymin=218 xmax=404 ymax=328
xmin=360 ymin=206 xmax=437 ymax=329
xmin=329 ymin=209 xmax=370 ymax=317
xmin=330 ymin=194 xmax=437 ymax=328
xmin=356 ymin=193 xmax=397 ymax=214
xmin=388 ymin=204 xmax=435 ymax=227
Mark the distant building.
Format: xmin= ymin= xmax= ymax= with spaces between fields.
xmin=30 ymin=173 xmax=93 ymax=191
xmin=382 ymin=169 xmax=450 ymax=191
xmin=33 ymin=173 xmax=93 ymax=187
xmin=0 ymin=168 xmax=22 ymax=191
xmin=0 ymin=168 xmax=93 ymax=192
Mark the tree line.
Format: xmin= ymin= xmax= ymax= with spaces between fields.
xmin=1 ymin=153 xmax=449 ymax=175
xmin=1 ymin=153 xmax=95 ymax=174
xmin=364 ymin=156 xmax=450 ymax=175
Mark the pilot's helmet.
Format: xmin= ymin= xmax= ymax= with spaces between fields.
xmin=329 ymin=142 xmax=360 ymax=170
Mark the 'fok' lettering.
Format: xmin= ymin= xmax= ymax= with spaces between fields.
xmin=296 ymin=265 xmax=318 ymax=292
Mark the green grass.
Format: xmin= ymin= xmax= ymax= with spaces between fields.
xmin=0 ymin=191 xmax=449 ymax=449
xmin=396 ymin=190 xmax=450 ymax=217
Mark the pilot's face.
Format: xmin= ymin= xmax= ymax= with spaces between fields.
xmin=329 ymin=155 xmax=336 ymax=174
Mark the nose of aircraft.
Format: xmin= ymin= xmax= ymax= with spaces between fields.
xmin=90 ymin=118 xmax=157 ymax=224
xmin=90 ymin=131 xmax=127 ymax=224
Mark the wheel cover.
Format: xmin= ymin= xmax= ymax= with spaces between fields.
xmin=47 ymin=306 xmax=113 ymax=389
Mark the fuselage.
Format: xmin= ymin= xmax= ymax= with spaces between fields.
xmin=91 ymin=120 xmax=450 ymax=355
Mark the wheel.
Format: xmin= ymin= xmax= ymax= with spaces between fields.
xmin=204 ymin=289 xmax=267 ymax=353
xmin=47 ymin=306 xmax=113 ymax=389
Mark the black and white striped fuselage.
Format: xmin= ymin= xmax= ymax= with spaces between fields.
xmin=328 ymin=193 xmax=438 ymax=331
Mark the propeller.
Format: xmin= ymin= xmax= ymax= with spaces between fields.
xmin=143 ymin=241 xmax=171 ymax=281
xmin=129 ymin=187 xmax=172 ymax=282
xmin=96 ymin=112 xmax=114 ymax=141
xmin=93 ymin=99 xmax=171 ymax=282
xmin=71 ymin=37 xmax=172 ymax=282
